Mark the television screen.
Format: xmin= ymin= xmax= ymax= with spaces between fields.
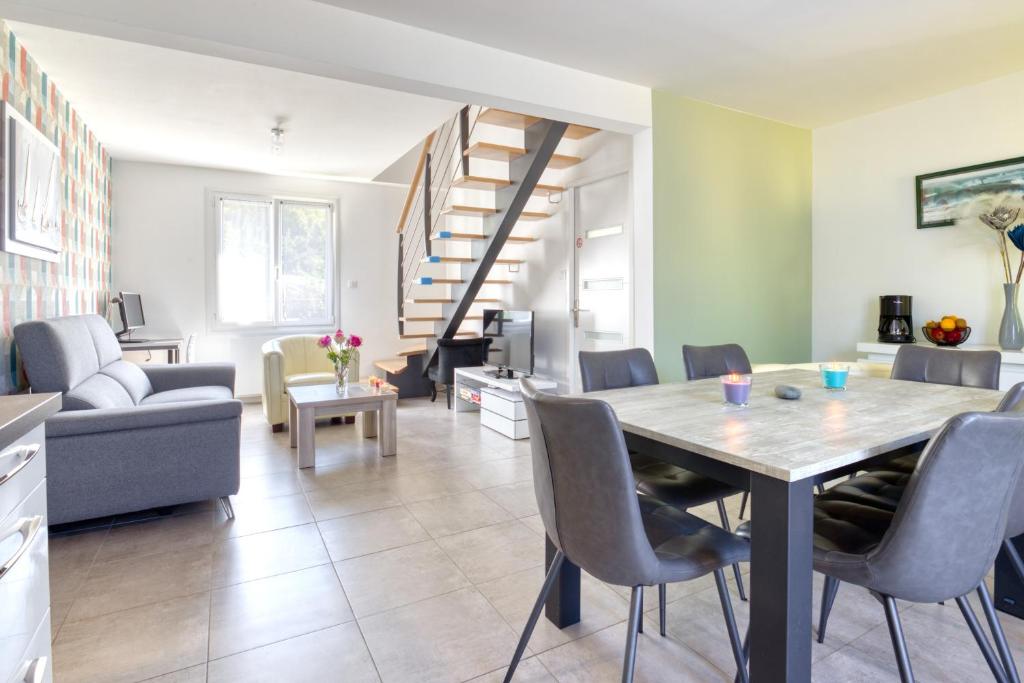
xmin=482 ymin=309 xmax=534 ymax=375
xmin=119 ymin=292 xmax=145 ymax=330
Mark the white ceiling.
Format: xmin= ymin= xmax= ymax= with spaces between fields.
xmin=9 ymin=22 xmax=462 ymax=179
xmin=319 ymin=0 xmax=1024 ymax=128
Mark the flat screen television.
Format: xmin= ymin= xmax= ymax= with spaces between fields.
xmin=482 ymin=309 xmax=534 ymax=376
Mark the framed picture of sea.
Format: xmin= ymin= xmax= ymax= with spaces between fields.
xmin=915 ymin=156 xmax=1024 ymax=229
xmin=0 ymin=102 xmax=61 ymax=261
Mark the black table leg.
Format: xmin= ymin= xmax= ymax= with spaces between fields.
xmin=544 ymin=535 xmax=580 ymax=627
xmin=749 ymin=474 xmax=814 ymax=682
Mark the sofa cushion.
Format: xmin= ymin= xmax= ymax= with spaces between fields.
xmin=82 ymin=314 xmax=123 ymax=367
xmin=14 ymin=316 xmax=102 ymax=393
xmin=100 ymin=360 xmax=154 ymax=404
xmin=141 ymin=386 xmax=233 ymax=405
xmin=64 ymin=374 xmax=136 ymax=411
xmin=284 ymin=372 xmax=335 ymax=389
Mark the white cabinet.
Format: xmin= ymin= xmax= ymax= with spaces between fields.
xmin=453 ymin=366 xmax=557 ymax=440
xmin=857 ymin=342 xmax=1024 ymax=390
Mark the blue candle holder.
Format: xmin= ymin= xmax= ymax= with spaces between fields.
xmin=819 ymin=363 xmax=850 ymax=391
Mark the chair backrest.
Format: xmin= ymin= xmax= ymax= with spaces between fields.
xmin=275 ymin=335 xmax=336 ymax=377
xmin=682 ymin=344 xmax=752 ymax=381
xmin=890 ymin=345 xmax=1001 ymax=390
xmin=436 ymin=337 xmax=493 ymax=382
xmin=520 ymin=378 xmax=661 ymax=587
xmin=867 ymin=411 xmax=1024 ymax=602
xmin=997 ymin=382 xmax=1024 ymax=538
xmin=578 ymin=348 xmax=658 ymax=393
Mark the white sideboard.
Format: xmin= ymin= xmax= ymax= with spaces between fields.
xmin=857 ymin=341 xmax=1024 ymax=390
xmin=453 ymin=366 xmax=557 ymax=439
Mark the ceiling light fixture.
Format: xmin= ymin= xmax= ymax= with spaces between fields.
xmin=270 ymin=127 xmax=285 ymax=155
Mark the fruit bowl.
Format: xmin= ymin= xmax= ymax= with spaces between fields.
xmin=921 ymin=325 xmax=971 ymax=347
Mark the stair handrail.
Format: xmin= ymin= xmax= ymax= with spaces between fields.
xmin=395 ymin=132 xmax=435 ymax=234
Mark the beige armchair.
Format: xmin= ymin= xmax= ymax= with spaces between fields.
xmin=261 ymin=334 xmax=360 ymax=431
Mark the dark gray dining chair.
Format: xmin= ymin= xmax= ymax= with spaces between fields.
xmin=579 ymin=348 xmax=747 ymax=603
xmin=813 ymin=411 xmax=1024 ymax=683
xmin=503 ymin=379 xmax=751 ymax=683
xmin=428 ymin=337 xmax=492 ymax=409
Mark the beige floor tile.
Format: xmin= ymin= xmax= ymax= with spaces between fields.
xmin=478 ymin=566 xmax=630 ymax=654
xmin=211 ymin=522 xmax=330 ymax=587
xmin=207 ymin=622 xmax=379 ymax=682
xmin=209 ymin=563 xmax=353 ymax=659
xmin=305 ymin=478 xmax=403 ymax=521
xmin=810 ymin=643 xmax=899 ymax=681
xmin=481 ymin=480 xmax=540 ymax=518
xmin=53 ymin=593 xmax=210 ymax=683
xmin=297 ymin=459 xmax=393 ymax=490
xmin=436 ymin=519 xmax=543 ymax=585
xmin=467 ymin=657 xmax=554 ymax=682
xmin=539 ymin=620 xmax=729 ymax=682
xmin=406 ymin=491 xmax=513 ymax=538
xmin=50 ymin=599 xmax=72 ymax=642
xmin=48 ymin=529 xmax=108 ymax=603
xmin=215 ymin=492 xmax=314 ymax=538
xmin=359 ymin=587 xmax=521 ymax=683
xmin=140 ymin=664 xmax=209 ymax=682
xmin=318 ymin=505 xmax=430 ymax=561
xmin=390 ymin=468 xmax=478 ymax=503
xmin=519 ymin=514 xmax=547 ymax=537
xmin=232 ymin=469 xmax=303 ymax=500
xmin=335 ymin=539 xmax=470 ymax=617
xmin=67 ymin=545 xmax=213 ymax=621
xmin=95 ymin=512 xmax=216 ymax=563
xmin=450 ymin=457 xmax=534 ymax=489
xmin=239 ymin=452 xmax=297 ymax=478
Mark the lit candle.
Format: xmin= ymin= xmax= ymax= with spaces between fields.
xmin=820 ymin=363 xmax=850 ymax=391
xmin=721 ymin=373 xmax=752 ymax=406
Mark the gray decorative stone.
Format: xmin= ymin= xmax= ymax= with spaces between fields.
xmin=774 ymin=385 xmax=802 ymax=400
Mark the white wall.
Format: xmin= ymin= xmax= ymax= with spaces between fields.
xmin=812 ymin=69 xmax=1024 ymax=361
xmin=112 ymin=161 xmax=404 ymax=396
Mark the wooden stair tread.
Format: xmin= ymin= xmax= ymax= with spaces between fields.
xmin=406 ymin=298 xmax=502 ymax=303
xmin=398 ymin=346 xmax=426 ymax=357
xmin=506 ymin=235 xmax=537 ymax=243
xmin=422 ymin=256 xmax=474 ymax=264
xmin=452 ymin=175 xmax=512 ymax=191
xmin=517 ymin=211 xmax=550 ymax=221
xmin=547 ymin=153 xmax=583 ymax=169
xmin=374 ymin=358 xmax=409 ymax=375
xmin=442 ymin=205 xmax=499 ymax=217
xmin=465 ymin=142 xmax=526 ymax=161
xmin=401 ymin=316 xmax=485 ymax=322
xmin=400 ymin=331 xmax=478 ymax=340
xmin=534 ymin=183 xmax=565 ymax=196
xmin=478 ymin=108 xmax=541 ymax=129
xmin=495 ymin=258 xmax=524 ymax=265
xmin=564 ymin=123 xmax=600 ymax=140
xmin=432 ymin=231 xmax=486 ymax=241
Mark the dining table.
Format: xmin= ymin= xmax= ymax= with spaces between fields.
xmin=544 ymin=368 xmax=1003 ymax=682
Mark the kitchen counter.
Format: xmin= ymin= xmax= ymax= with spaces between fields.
xmin=0 ymin=392 xmax=61 ymax=443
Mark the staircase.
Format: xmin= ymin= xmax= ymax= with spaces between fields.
xmin=374 ymin=106 xmax=599 ymax=393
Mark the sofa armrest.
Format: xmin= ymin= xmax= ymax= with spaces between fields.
xmin=46 ymin=399 xmax=243 ymax=438
xmin=142 ymin=362 xmax=236 ymax=394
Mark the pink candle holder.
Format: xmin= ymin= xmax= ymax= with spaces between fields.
xmin=721 ymin=373 xmax=752 ymax=407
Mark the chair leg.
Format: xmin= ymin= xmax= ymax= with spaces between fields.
xmin=219 ymin=496 xmax=235 ymax=520
xmin=430 ymin=384 xmax=437 ymax=402
xmin=713 ymin=569 xmax=749 ymax=683
xmin=716 ymin=499 xmax=748 ymax=602
xmin=881 ymin=594 xmax=915 ymax=683
xmin=733 ymin=627 xmax=751 ymax=683
xmin=446 ymin=384 xmax=452 ymax=410
xmin=502 ymin=550 xmax=566 ymax=683
xmin=738 ymin=491 xmax=749 ymax=519
xmin=978 ymin=582 xmax=1020 ymax=683
xmin=1004 ymin=539 xmax=1024 ymax=583
xmin=956 ymin=593 xmax=1009 ymax=683
xmin=659 ymin=583 xmax=667 ymax=636
xmin=817 ymin=575 xmax=841 ymax=644
xmin=622 ymin=586 xmax=644 ymax=683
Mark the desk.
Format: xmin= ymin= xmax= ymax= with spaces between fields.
xmin=118 ymin=338 xmax=183 ymax=363
xmin=554 ymin=369 xmax=1002 ymax=681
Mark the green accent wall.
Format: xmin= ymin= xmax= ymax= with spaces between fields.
xmin=652 ymin=91 xmax=812 ymax=381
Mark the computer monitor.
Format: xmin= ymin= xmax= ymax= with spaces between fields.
xmin=118 ymin=292 xmax=145 ymax=338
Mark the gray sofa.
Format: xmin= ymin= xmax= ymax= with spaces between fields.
xmin=13 ymin=314 xmax=241 ymax=524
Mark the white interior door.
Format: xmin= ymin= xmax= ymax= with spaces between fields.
xmin=572 ymin=172 xmax=633 ymax=388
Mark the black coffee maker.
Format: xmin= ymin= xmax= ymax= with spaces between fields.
xmin=878 ymin=295 xmax=915 ymax=343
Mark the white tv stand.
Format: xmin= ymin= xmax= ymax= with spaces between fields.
xmin=453 ymin=366 xmax=557 ymax=439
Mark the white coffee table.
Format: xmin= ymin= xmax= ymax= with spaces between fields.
xmin=286 ymin=383 xmax=398 ymax=468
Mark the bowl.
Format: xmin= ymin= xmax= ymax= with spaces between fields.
xmin=921 ymin=325 xmax=971 ymax=347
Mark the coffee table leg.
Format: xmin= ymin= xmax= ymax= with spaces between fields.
xmin=288 ymin=399 xmax=298 ymax=448
xmin=361 ymin=410 xmax=378 ymax=439
xmin=379 ymin=400 xmax=397 ymax=457
xmin=297 ymin=407 xmax=316 ymax=468
xmin=749 ymin=473 xmax=814 ymax=682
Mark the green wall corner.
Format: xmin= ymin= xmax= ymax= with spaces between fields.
xmin=652 ymin=90 xmax=812 ymax=381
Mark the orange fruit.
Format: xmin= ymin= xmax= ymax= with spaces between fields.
xmin=940 ymin=318 xmax=956 ymax=332
xmin=925 ymin=321 xmax=938 ymax=329
xmin=955 ymin=318 xmax=968 ymax=329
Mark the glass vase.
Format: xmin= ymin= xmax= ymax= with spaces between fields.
xmin=1000 ymin=283 xmax=1024 ymax=351
xmin=335 ymin=363 xmax=350 ymax=395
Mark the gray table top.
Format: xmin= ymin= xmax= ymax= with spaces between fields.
xmin=583 ymin=369 xmax=1003 ymax=482
xmin=287 ymin=382 xmax=397 ymax=408
xmin=0 ymin=392 xmax=61 ymax=444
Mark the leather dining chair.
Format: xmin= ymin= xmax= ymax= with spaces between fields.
xmin=428 ymin=337 xmax=492 ymax=409
xmin=503 ymin=379 xmax=751 ymax=683
xmin=812 ymin=411 xmax=1024 ymax=683
xmin=580 ymin=349 xmax=747 ymax=604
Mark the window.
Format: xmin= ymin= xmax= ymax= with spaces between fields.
xmin=213 ymin=193 xmax=335 ymax=328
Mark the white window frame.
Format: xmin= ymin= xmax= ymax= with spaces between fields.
xmin=207 ymin=190 xmax=338 ymax=333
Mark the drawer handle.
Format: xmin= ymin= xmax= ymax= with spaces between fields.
xmin=0 ymin=515 xmax=43 ymax=580
xmin=0 ymin=443 xmax=41 ymax=486
xmin=19 ymin=656 xmax=47 ymax=683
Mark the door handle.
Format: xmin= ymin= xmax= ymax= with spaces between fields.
xmin=0 ymin=443 xmax=41 ymax=486
xmin=0 ymin=515 xmax=43 ymax=580
xmin=571 ymin=301 xmax=590 ymax=328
